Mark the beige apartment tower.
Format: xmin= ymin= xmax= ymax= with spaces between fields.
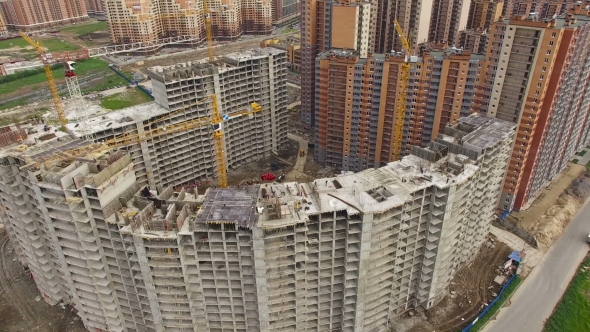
xmin=104 ymin=0 xmax=205 ymax=47
xmin=0 ymin=0 xmax=88 ymax=31
xmin=85 ymin=0 xmax=104 ymax=17
xmin=0 ymin=9 xmax=7 ymax=35
xmin=104 ymin=0 xmax=272 ymax=46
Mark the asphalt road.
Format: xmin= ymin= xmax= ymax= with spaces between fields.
xmin=482 ymin=199 xmax=590 ymax=332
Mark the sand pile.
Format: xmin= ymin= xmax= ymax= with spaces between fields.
xmin=532 ymin=194 xmax=580 ymax=249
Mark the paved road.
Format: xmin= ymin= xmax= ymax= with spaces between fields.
xmin=482 ymin=200 xmax=590 ymax=332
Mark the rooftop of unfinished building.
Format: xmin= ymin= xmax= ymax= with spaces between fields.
xmin=148 ymin=47 xmax=286 ymax=79
xmin=420 ymin=43 xmax=486 ymax=59
xmin=65 ymin=102 xmax=167 ymax=138
xmin=453 ymin=114 xmax=517 ymax=150
xmin=504 ymin=5 xmax=590 ymax=28
xmin=118 ymin=186 xmax=203 ymax=238
xmin=194 ymin=156 xmax=480 ymax=230
xmin=318 ymin=49 xmax=405 ymax=63
xmin=0 ymin=123 xmax=80 ymax=160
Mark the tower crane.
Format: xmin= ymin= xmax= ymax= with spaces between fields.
xmin=27 ymin=97 xmax=262 ymax=189
xmin=20 ymin=3 xmax=242 ymax=188
xmin=392 ymin=19 xmax=414 ymax=161
xmin=20 ymin=7 xmax=213 ymax=131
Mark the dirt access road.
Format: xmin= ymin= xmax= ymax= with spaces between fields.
xmin=0 ymin=230 xmax=86 ymax=332
xmin=394 ymin=235 xmax=513 ymax=332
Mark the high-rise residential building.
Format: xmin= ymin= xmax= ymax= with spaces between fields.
xmin=429 ymin=0 xmax=472 ymax=46
xmin=0 ymin=0 xmax=88 ymax=31
xmin=466 ymin=0 xmax=504 ymax=30
xmin=0 ymin=9 xmax=7 ymax=35
xmin=260 ymin=35 xmax=302 ymax=70
xmin=0 ymin=113 xmax=515 ymax=332
xmin=372 ymin=0 xmax=433 ymax=53
xmin=67 ymin=48 xmax=289 ymax=192
xmin=503 ymin=0 xmax=577 ymax=20
xmin=314 ymin=46 xmax=486 ymax=170
xmin=104 ymin=0 xmax=273 ymax=46
xmin=105 ymin=0 xmax=204 ymax=46
xmin=272 ymin=0 xmax=301 ymax=26
xmin=300 ymin=0 xmax=477 ymax=128
xmin=85 ymin=0 xmax=104 ymax=17
xmin=300 ymin=0 xmax=373 ymax=127
xmin=481 ymin=4 xmax=590 ymax=210
xmin=214 ymin=0 xmax=273 ymax=38
xmin=458 ymin=29 xmax=489 ymax=53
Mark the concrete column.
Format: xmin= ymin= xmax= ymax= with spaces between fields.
xmin=354 ymin=212 xmax=373 ymax=332
xmin=132 ymin=235 xmax=165 ymax=332
xmin=267 ymin=55 xmax=278 ymax=150
xmin=252 ymin=228 xmax=270 ymax=331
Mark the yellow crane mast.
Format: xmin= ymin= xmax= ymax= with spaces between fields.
xmin=19 ymin=32 xmax=68 ymax=130
xmin=392 ymin=19 xmax=413 ymax=161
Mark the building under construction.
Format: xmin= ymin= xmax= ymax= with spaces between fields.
xmin=0 ymin=114 xmax=515 ymax=332
xmin=67 ymin=48 xmax=288 ymax=192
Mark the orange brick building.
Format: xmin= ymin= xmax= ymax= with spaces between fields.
xmin=481 ymin=5 xmax=590 ymax=210
xmin=314 ymin=46 xmax=487 ymax=170
xmin=0 ymin=0 xmax=88 ymax=31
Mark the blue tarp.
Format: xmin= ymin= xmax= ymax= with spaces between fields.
xmin=508 ymin=250 xmax=524 ymax=262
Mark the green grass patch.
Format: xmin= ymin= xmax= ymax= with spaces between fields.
xmin=0 ymin=37 xmax=78 ymax=52
xmin=282 ymin=28 xmax=299 ymax=34
xmin=544 ymin=256 xmax=590 ymax=332
xmin=577 ymin=150 xmax=588 ymax=157
xmin=60 ymin=21 xmax=108 ymax=35
xmin=81 ymin=73 xmax=129 ymax=93
xmin=100 ymin=87 xmax=153 ymax=110
xmin=573 ymin=159 xmax=580 ymax=164
xmin=0 ymin=58 xmax=111 ymax=97
xmin=0 ymin=106 xmax=48 ymax=126
xmin=0 ymin=98 xmax=27 ymax=111
xmin=0 ymin=38 xmax=31 ymax=49
xmin=38 ymin=39 xmax=79 ymax=52
xmin=469 ymin=275 xmax=523 ymax=332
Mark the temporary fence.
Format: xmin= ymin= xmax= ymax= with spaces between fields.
xmin=461 ymin=273 xmax=519 ymax=332
xmin=107 ymin=64 xmax=154 ymax=99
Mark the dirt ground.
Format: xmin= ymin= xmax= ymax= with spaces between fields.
xmin=503 ymin=163 xmax=589 ymax=249
xmin=507 ymin=164 xmax=586 ymax=231
xmin=393 ymin=235 xmax=513 ymax=332
xmin=0 ymin=230 xmax=87 ymax=332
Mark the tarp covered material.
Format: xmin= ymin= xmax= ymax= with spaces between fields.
xmin=508 ymin=250 xmax=525 ymax=262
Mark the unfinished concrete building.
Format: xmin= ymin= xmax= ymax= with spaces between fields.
xmin=0 ymin=114 xmax=515 ymax=332
xmin=67 ymin=48 xmax=288 ymax=192
xmin=0 ymin=0 xmax=88 ymax=31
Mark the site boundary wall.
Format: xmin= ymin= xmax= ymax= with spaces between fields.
xmin=461 ymin=273 xmax=519 ymax=332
